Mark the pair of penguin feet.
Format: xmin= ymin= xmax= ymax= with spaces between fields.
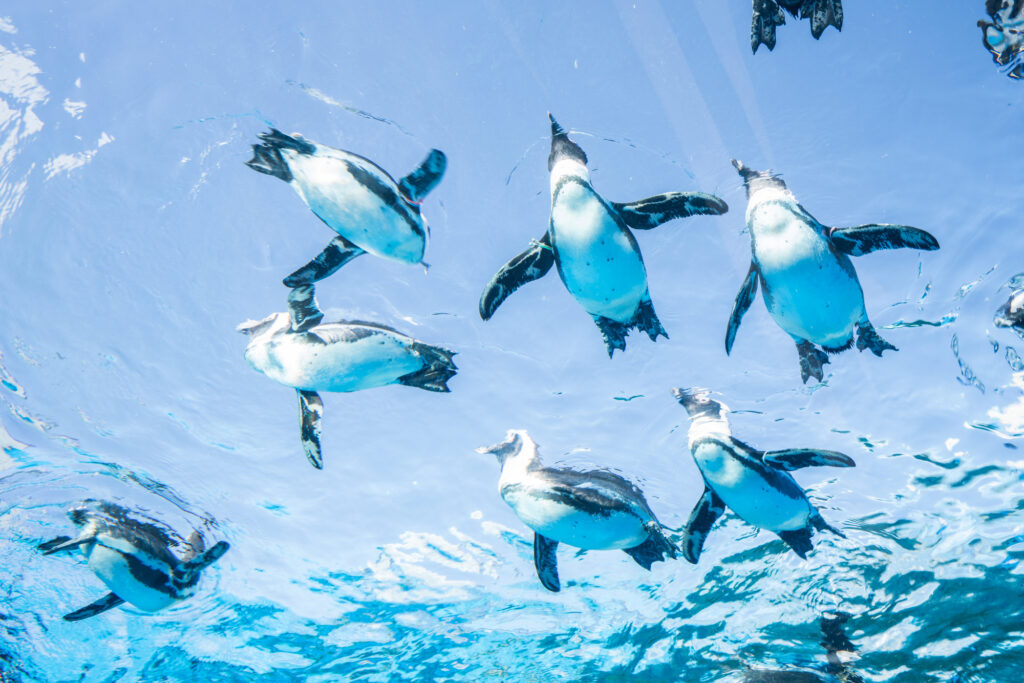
xmin=795 ymin=322 xmax=896 ymax=383
xmin=751 ymin=0 xmax=843 ymax=53
xmin=591 ymin=298 xmax=668 ymax=358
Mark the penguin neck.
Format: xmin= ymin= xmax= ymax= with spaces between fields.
xmin=746 ymin=185 xmax=796 ymax=211
xmin=688 ymin=414 xmax=731 ymax=449
xmin=550 ymin=159 xmax=591 ymax=195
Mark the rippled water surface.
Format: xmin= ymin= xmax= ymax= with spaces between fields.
xmin=2 ymin=3 xmax=1023 ymax=681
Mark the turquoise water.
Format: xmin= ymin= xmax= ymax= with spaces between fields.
xmin=1 ymin=2 xmax=1023 ymax=681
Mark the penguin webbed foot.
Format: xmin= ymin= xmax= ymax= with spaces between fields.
xmin=623 ymin=524 xmax=679 ymax=570
xmin=796 ymin=341 xmax=829 ymax=384
xmin=634 ymin=298 xmax=668 ymax=343
xmin=593 ymin=316 xmax=629 ymax=357
xmin=776 ymin=527 xmax=813 ymax=559
xmin=801 ymin=0 xmax=843 ymax=40
xmin=751 ymin=0 xmax=786 ymax=53
xmin=855 ymin=322 xmax=897 ymax=357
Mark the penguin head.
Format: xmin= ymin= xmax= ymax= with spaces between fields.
xmin=547 ymin=114 xmax=588 ymax=173
xmin=995 ymin=290 xmax=1024 ymax=328
xmin=671 ymin=387 xmax=727 ymax=421
xmin=476 ymin=429 xmax=535 ymax=467
xmin=68 ymin=499 xmax=104 ymax=527
xmin=731 ymin=159 xmax=788 ymax=198
xmin=236 ymin=312 xmax=291 ymax=340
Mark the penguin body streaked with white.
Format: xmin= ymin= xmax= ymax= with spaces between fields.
xmin=238 ymin=285 xmax=456 ymax=469
xmin=725 ymin=160 xmax=939 ymax=383
xmin=478 ymin=429 xmax=677 ymax=591
xmin=673 ymin=388 xmax=853 ymax=561
xmin=479 ymin=115 xmax=728 ymax=357
xmin=38 ymin=500 xmax=229 ymax=621
xmin=246 ymin=128 xmax=446 ymax=287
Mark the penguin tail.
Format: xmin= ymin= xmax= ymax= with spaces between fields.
xmin=245 ymin=129 xmax=315 ymax=182
xmin=398 ymin=344 xmax=458 ymax=392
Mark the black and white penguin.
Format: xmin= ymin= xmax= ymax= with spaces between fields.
xmin=672 ymin=388 xmax=853 ymax=561
xmin=725 ymin=160 xmax=940 ymax=383
xmin=978 ymin=0 xmax=1024 ymax=79
xmin=995 ymin=281 xmax=1024 ymax=333
xmin=37 ymin=500 xmax=229 ymax=621
xmin=246 ymin=128 xmax=447 ymax=287
xmin=238 ymin=285 xmax=457 ymax=469
xmin=750 ymin=0 xmax=843 ymax=54
xmin=477 ymin=429 xmax=678 ymax=592
xmin=479 ymin=114 xmax=728 ymax=357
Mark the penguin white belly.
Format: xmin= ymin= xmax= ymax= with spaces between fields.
xmin=551 ymin=185 xmax=647 ymax=322
xmin=246 ymin=332 xmax=422 ymax=393
xmin=284 ymin=151 xmax=424 ymax=263
xmin=694 ymin=443 xmax=810 ymax=532
xmin=85 ymin=543 xmax=176 ymax=612
xmin=753 ymin=205 xmax=865 ymax=347
xmin=502 ymin=485 xmax=648 ymax=550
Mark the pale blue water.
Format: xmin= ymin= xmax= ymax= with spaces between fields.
xmin=1 ymin=2 xmax=1023 ymax=681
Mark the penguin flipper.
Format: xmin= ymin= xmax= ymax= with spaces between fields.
xmin=751 ymin=0 xmax=786 ymax=53
xmin=287 ymin=285 xmax=325 ymax=333
xmin=795 ymin=339 xmax=829 ymax=383
xmin=776 ymin=528 xmax=813 ymax=559
xmin=682 ymin=486 xmax=726 ymax=564
xmin=612 ymin=192 xmax=728 ymax=230
xmin=63 ymin=592 xmax=125 ymax=622
xmin=623 ymin=524 xmax=679 ymax=570
xmin=297 ymin=389 xmax=324 ymax=469
xmin=478 ymin=234 xmax=555 ymax=320
xmin=533 ymin=533 xmax=560 ymax=592
xmin=398 ymin=149 xmax=447 ymax=204
xmin=283 ymin=236 xmax=366 ymax=288
xmin=803 ymin=0 xmax=843 ymax=39
xmin=180 ymin=541 xmax=230 ymax=574
xmin=38 ymin=534 xmax=92 ymax=556
xmin=725 ymin=262 xmax=760 ymax=355
xmin=763 ymin=449 xmax=855 ymax=471
xmin=397 ymin=343 xmax=458 ymax=392
xmin=829 ymin=224 xmax=939 ymax=257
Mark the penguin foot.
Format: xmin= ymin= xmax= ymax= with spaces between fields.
xmin=801 ymin=0 xmax=843 ymax=40
xmin=796 ymin=341 xmax=829 ymax=383
xmin=592 ymin=316 xmax=629 ymax=357
xmin=855 ymin=322 xmax=897 ymax=357
xmin=751 ymin=0 xmax=786 ymax=53
xmin=634 ymin=297 xmax=668 ymax=343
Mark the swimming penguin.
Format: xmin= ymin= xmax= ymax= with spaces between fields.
xmin=246 ymin=128 xmax=446 ymax=290
xmin=978 ymin=0 xmax=1024 ymax=79
xmin=750 ymin=0 xmax=843 ymax=53
xmin=238 ymin=284 xmax=457 ymax=469
xmin=995 ymin=279 xmax=1024 ymax=333
xmin=725 ymin=160 xmax=939 ymax=383
xmin=477 ymin=429 xmax=678 ymax=592
xmin=479 ymin=114 xmax=728 ymax=357
xmin=673 ymin=388 xmax=853 ymax=561
xmin=37 ymin=500 xmax=229 ymax=621
xmin=742 ymin=613 xmax=864 ymax=682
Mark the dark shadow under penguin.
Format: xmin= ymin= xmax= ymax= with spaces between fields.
xmin=751 ymin=0 xmax=843 ymax=53
xmin=38 ymin=500 xmax=229 ymax=621
xmin=238 ymin=285 xmax=456 ymax=469
xmin=479 ymin=114 xmax=728 ymax=357
xmin=478 ymin=429 xmax=678 ymax=591
xmin=673 ymin=388 xmax=853 ymax=561
xmin=725 ymin=160 xmax=939 ymax=384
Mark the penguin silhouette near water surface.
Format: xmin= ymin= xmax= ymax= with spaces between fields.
xmin=479 ymin=115 xmax=728 ymax=357
xmin=725 ymin=160 xmax=939 ymax=383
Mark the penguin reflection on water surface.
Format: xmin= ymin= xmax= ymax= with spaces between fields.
xmin=673 ymin=388 xmax=853 ymax=561
xmin=750 ymin=0 xmax=843 ymax=53
xmin=478 ymin=430 xmax=678 ymax=591
xmin=246 ymin=128 xmax=446 ymax=296
xmin=479 ymin=115 xmax=728 ymax=357
xmin=238 ymin=285 xmax=457 ymax=469
xmin=726 ymin=160 xmax=939 ymax=383
xmin=38 ymin=500 xmax=229 ymax=621
xmin=978 ymin=0 xmax=1024 ymax=79
xmin=742 ymin=613 xmax=863 ymax=682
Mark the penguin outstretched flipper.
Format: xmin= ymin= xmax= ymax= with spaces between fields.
xmin=479 ymin=234 xmax=555 ymax=320
xmin=751 ymin=0 xmax=787 ymax=53
xmin=399 ymin=149 xmax=447 ymax=204
xmin=283 ymin=236 xmax=366 ymax=288
xmin=38 ymin=534 xmax=92 ymax=556
xmin=64 ymin=592 xmax=125 ymax=622
xmin=763 ymin=449 xmax=855 ymax=471
xmin=287 ymin=285 xmax=324 ymax=333
xmin=612 ymin=192 xmax=728 ymax=230
xmin=297 ymin=389 xmax=324 ymax=469
xmin=180 ymin=541 xmax=230 ymax=575
xmin=725 ymin=263 xmax=760 ymax=354
xmin=829 ymin=224 xmax=939 ymax=257
xmin=681 ymin=486 xmax=726 ymax=564
xmin=533 ymin=533 xmax=560 ymax=592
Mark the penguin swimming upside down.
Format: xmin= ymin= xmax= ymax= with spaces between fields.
xmin=246 ymin=128 xmax=447 ymax=291
xmin=750 ymin=0 xmax=843 ymax=53
xmin=673 ymin=388 xmax=854 ymax=561
xmin=478 ymin=429 xmax=678 ymax=592
xmin=479 ymin=114 xmax=728 ymax=357
xmin=238 ymin=285 xmax=457 ymax=469
xmin=38 ymin=500 xmax=229 ymax=621
xmin=725 ymin=160 xmax=939 ymax=383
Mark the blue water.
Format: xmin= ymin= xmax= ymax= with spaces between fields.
xmin=2 ymin=2 xmax=1023 ymax=681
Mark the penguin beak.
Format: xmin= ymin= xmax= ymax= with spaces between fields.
xmin=549 ymin=113 xmax=567 ymax=139
xmin=475 ymin=430 xmax=524 ymax=463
